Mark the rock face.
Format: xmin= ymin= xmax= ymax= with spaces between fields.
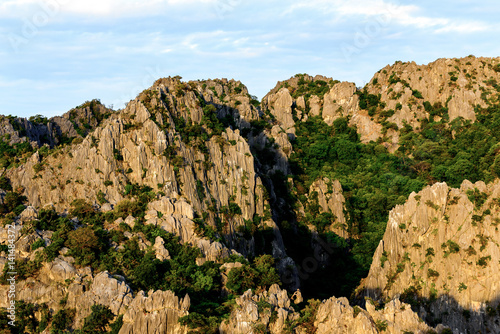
xmin=219 ymin=284 xmax=299 ymax=334
xmin=306 ymin=178 xmax=347 ymax=237
xmin=119 ymin=290 xmax=189 ymax=334
xmin=1 ymin=58 xmax=500 ymax=334
xmin=358 ymin=180 xmax=500 ymax=333
xmin=263 ymin=56 xmax=500 ymax=152
xmin=0 ymin=100 xmax=111 ymax=149
xmin=315 ymin=297 xmax=435 ymax=334
xmin=220 ymin=284 xmax=436 ymax=334
xmin=5 ymin=77 xmax=293 ymax=268
xmin=0 ymin=254 xmax=188 ymax=334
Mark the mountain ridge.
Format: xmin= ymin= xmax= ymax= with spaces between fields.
xmin=1 ymin=55 xmax=500 ymax=333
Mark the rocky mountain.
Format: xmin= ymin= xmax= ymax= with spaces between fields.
xmin=357 ymin=180 xmax=500 ymax=333
xmin=264 ymin=57 xmax=500 ymax=153
xmin=1 ymin=56 xmax=500 ymax=334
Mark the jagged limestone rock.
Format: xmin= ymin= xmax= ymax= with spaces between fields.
xmin=119 ymin=290 xmax=189 ymax=334
xmin=219 ymin=284 xmax=436 ymax=334
xmin=358 ymin=180 xmax=500 ymax=334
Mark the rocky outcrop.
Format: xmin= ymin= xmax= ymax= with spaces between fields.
xmin=358 ymin=180 xmax=500 ymax=333
xmin=0 ymin=254 xmax=188 ymax=333
xmin=263 ymin=56 xmax=500 ymax=153
xmin=119 ymin=290 xmax=189 ymax=334
xmin=315 ymin=297 xmax=437 ymax=334
xmin=368 ymin=57 xmax=500 ymax=122
xmin=219 ymin=284 xmax=438 ymax=334
xmin=306 ymin=178 xmax=347 ymax=238
xmin=4 ymin=78 xmax=289 ymax=260
xmin=322 ymin=82 xmax=359 ymax=126
xmin=219 ymin=284 xmax=299 ymax=334
xmin=2 ymin=59 xmax=500 ymax=334
xmin=263 ymin=88 xmax=296 ymax=134
xmin=0 ymin=100 xmax=112 ymax=149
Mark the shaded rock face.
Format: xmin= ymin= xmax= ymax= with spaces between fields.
xmin=358 ymin=180 xmax=500 ymax=333
xmin=306 ymin=178 xmax=347 ymax=238
xmin=0 ymin=100 xmax=111 ymax=149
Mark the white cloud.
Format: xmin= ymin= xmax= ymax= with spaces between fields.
xmin=283 ymin=0 xmax=491 ymax=34
xmin=0 ymin=0 xmax=218 ymax=19
xmin=433 ymin=22 xmax=491 ymax=34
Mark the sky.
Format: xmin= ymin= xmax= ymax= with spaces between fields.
xmin=0 ymin=0 xmax=499 ymax=118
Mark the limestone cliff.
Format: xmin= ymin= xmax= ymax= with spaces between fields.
xmin=263 ymin=56 xmax=500 ymax=152
xmin=0 ymin=99 xmax=111 ymax=149
xmin=1 ymin=57 xmax=500 ymax=334
xmin=220 ymin=284 xmax=438 ymax=334
xmin=357 ymin=180 xmax=500 ymax=333
xmin=4 ymin=77 xmax=292 ymax=263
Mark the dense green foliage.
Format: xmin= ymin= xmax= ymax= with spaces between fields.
xmin=289 ymin=116 xmax=424 ymax=274
xmin=398 ymin=102 xmax=500 ymax=187
xmin=225 ymin=255 xmax=281 ymax=295
xmin=0 ymin=139 xmax=34 ymax=169
xmin=282 ymin=93 xmax=500 ymax=299
xmin=79 ymin=304 xmax=115 ymax=334
xmin=289 ymin=76 xmax=332 ymax=100
xmin=51 ymin=308 xmax=76 ymax=334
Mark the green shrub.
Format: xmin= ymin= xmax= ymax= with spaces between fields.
xmin=0 ymin=176 xmax=12 ymax=191
xmin=442 ymin=240 xmax=460 ymax=257
xmin=425 ymin=247 xmax=435 ymax=257
xmin=412 ymin=90 xmax=423 ymax=99
xmin=33 ymin=162 xmax=44 ymax=173
xmin=294 ymin=299 xmax=321 ymax=332
xmin=466 ymin=188 xmax=488 ymax=209
xmin=375 ymin=319 xmax=388 ymax=332
xmin=427 ymin=268 xmax=440 ymax=278
xmin=226 ymin=255 xmax=280 ymax=294
xmin=51 ymin=308 xmax=75 ymax=334
xmin=66 ymin=226 xmax=101 ymax=266
xmin=80 ymin=304 xmax=115 ymax=334
xmin=1 ymin=191 xmax=27 ymax=214
xmin=477 ymin=256 xmax=491 ymax=267
xmin=380 ymin=251 xmax=388 ymax=268
xmin=31 ymin=238 xmax=45 ymax=251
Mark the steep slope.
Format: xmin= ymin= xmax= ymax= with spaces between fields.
xmin=4 ymin=77 xmax=292 ymax=262
xmin=259 ymin=55 xmax=500 ymax=300
xmin=1 ymin=56 xmax=500 ymax=333
xmin=0 ymin=99 xmax=111 ymax=149
xmin=357 ymin=180 xmax=500 ymax=333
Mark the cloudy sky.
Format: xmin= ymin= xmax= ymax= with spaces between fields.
xmin=0 ymin=0 xmax=499 ymax=118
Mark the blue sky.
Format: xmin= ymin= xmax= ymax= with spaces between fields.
xmin=0 ymin=0 xmax=499 ymax=118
